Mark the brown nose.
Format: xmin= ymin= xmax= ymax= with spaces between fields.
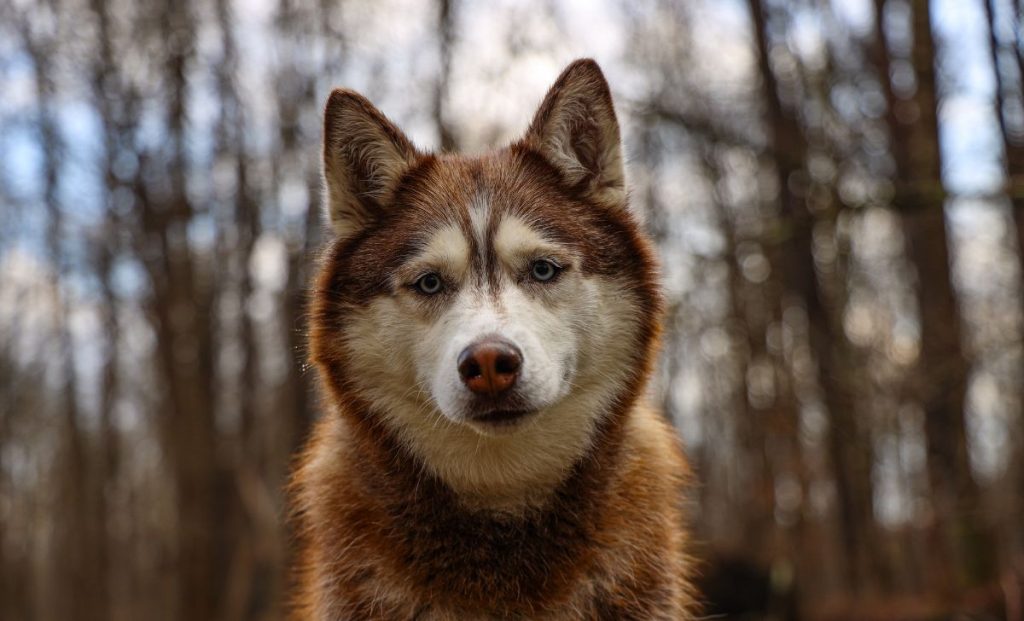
xmin=457 ymin=339 xmax=522 ymax=397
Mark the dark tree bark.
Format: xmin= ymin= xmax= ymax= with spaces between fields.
xmin=24 ymin=10 xmax=109 ymax=619
xmin=434 ymin=0 xmax=458 ymax=151
xmin=983 ymin=0 xmax=1024 ymax=560
xmin=87 ymin=0 xmax=128 ymax=616
xmin=213 ymin=1 xmax=263 ymax=617
xmin=747 ymin=0 xmax=880 ymax=596
xmin=140 ymin=0 xmax=224 ymax=617
xmin=874 ymin=0 xmax=996 ymax=595
xmin=703 ymin=143 xmax=780 ymax=566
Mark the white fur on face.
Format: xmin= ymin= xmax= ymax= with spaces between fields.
xmin=424 ymin=215 xmax=583 ymax=432
xmin=339 ymin=211 xmax=644 ymax=504
xmin=424 ymin=280 xmax=576 ymax=431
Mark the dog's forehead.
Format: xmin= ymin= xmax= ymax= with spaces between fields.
xmin=374 ymin=150 xmax=640 ymax=285
xmin=403 ymin=156 xmax=560 ymax=263
xmin=410 ymin=194 xmax=551 ymax=271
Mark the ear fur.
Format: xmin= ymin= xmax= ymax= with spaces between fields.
xmin=322 ymin=89 xmax=419 ymax=239
xmin=522 ymin=59 xmax=626 ymax=210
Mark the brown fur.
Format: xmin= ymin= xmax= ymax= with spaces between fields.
xmin=290 ymin=59 xmax=696 ymax=619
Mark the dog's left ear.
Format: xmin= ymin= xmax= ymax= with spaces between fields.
xmin=522 ymin=59 xmax=626 ymax=210
xmin=322 ymin=89 xmax=419 ymax=240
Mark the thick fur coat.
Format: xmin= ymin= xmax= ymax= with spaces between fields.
xmin=290 ymin=59 xmax=696 ymax=619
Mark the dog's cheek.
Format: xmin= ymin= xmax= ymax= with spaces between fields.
xmin=579 ymin=275 xmax=643 ymax=389
xmin=342 ymin=299 xmax=420 ymax=402
xmin=549 ymin=277 xmax=596 ymax=376
xmin=513 ymin=293 xmax=577 ymax=402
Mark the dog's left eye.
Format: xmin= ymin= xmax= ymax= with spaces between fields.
xmin=415 ymin=273 xmax=444 ymax=295
xmin=530 ymin=259 xmax=560 ymax=282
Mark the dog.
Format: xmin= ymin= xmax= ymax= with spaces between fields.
xmin=290 ymin=59 xmax=695 ymax=619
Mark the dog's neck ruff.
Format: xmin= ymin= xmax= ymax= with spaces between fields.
xmin=340 ymin=386 xmax=633 ymax=512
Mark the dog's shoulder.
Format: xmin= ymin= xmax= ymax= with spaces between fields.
xmin=622 ymin=402 xmax=690 ymax=487
xmin=579 ymin=403 xmax=694 ymax=618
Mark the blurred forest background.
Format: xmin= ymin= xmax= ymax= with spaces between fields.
xmin=1 ymin=0 xmax=1024 ymax=619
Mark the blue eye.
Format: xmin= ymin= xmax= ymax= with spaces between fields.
xmin=530 ymin=259 xmax=560 ymax=282
xmin=416 ymin=273 xmax=443 ymax=294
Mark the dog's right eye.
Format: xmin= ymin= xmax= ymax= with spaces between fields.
xmin=414 ymin=273 xmax=443 ymax=295
xmin=530 ymin=259 xmax=561 ymax=282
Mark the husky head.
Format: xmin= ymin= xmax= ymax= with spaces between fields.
xmin=311 ymin=60 xmax=662 ymax=501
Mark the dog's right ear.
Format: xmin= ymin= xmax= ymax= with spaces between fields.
xmin=322 ymin=90 xmax=418 ymax=239
xmin=522 ymin=59 xmax=626 ymax=211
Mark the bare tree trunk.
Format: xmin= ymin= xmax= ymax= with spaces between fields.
xmin=747 ymin=0 xmax=878 ymax=598
xmin=24 ymin=10 xmax=108 ymax=618
xmin=875 ymin=0 xmax=996 ymax=595
xmin=984 ymin=0 xmax=1024 ymax=561
xmin=213 ymin=1 xmax=268 ymax=616
xmin=140 ymin=0 xmax=224 ymax=617
xmin=88 ymin=1 xmax=126 ymax=615
xmin=694 ymin=139 xmax=780 ymax=564
xmin=434 ymin=0 xmax=457 ymax=151
xmin=0 ymin=301 xmax=33 ymax=621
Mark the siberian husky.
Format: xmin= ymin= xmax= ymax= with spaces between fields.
xmin=291 ymin=59 xmax=694 ymax=620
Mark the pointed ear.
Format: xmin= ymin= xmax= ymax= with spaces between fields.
xmin=522 ymin=59 xmax=626 ymax=210
xmin=322 ymin=89 xmax=419 ymax=239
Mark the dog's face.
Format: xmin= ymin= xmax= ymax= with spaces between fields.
xmin=311 ymin=60 xmax=661 ymax=497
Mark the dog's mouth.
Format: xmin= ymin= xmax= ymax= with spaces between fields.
xmin=466 ymin=409 xmax=536 ymax=428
